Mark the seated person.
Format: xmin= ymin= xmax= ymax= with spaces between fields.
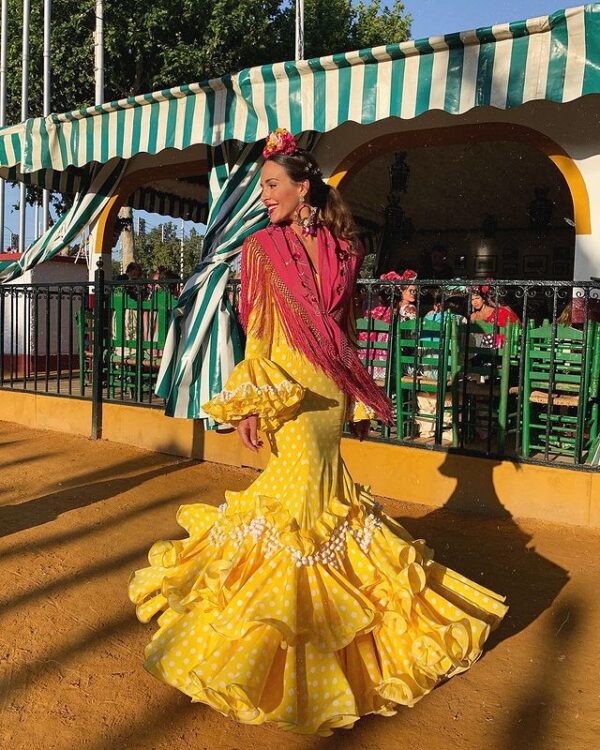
xmin=470 ymin=284 xmax=520 ymax=347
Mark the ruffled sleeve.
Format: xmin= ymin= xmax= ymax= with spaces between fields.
xmin=202 ymin=356 xmax=305 ymax=432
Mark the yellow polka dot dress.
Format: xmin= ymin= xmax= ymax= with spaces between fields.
xmin=128 ymin=277 xmax=508 ymax=736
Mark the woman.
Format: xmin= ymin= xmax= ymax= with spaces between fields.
xmin=470 ymin=284 xmax=520 ymax=348
xmin=397 ymin=270 xmax=418 ymax=320
xmin=128 ymin=129 xmax=507 ymax=736
xmin=416 ymin=292 xmax=467 ymax=441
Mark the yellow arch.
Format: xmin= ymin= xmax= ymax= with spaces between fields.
xmin=328 ymin=123 xmax=591 ymax=235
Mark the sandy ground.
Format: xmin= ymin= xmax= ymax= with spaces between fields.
xmin=0 ymin=419 xmax=599 ymax=750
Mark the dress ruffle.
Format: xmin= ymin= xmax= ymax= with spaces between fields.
xmin=202 ymin=356 xmax=305 ymax=432
xmin=128 ymin=483 xmax=508 ymax=736
xmin=346 ymin=399 xmax=377 ymax=422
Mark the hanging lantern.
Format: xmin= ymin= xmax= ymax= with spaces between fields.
xmin=389 ymin=151 xmax=410 ymax=194
xmin=529 ymin=187 xmax=554 ymax=229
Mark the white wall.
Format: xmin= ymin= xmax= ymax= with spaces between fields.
xmin=315 ymin=96 xmax=600 ymax=280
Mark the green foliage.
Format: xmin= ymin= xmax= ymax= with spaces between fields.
xmin=134 ymin=222 xmax=204 ymax=279
xmin=3 ymin=0 xmax=410 ymax=228
xmin=4 ymin=0 xmax=411 ymax=124
xmin=359 ymin=252 xmax=378 ymax=279
xmin=275 ymin=0 xmax=410 ymax=59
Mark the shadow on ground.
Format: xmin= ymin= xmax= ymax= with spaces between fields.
xmin=393 ymin=449 xmax=570 ymax=651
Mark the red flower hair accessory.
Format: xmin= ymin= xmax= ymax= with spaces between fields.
xmin=379 ymin=271 xmax=402 ymax=281
xmin=472 ymin=278 xmax=494 ymax=295
xmin=400 ymin=269 xmax=418 ymax=281
xmin=263 ymin=128 xmax=299 ymax=159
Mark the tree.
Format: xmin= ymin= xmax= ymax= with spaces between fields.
xmin=135 ymin=222 xmax=204 ymax=279
xmin=5 ymin=0 xmax=411 ymax=122
xmin=3 ymin=0 xmax=411 ymax=250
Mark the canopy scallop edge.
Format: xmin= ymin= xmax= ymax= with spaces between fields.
xmin=0 ymin=4 xmax=599 ymax=185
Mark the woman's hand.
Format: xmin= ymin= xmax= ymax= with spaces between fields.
xmin=237 ymin=415 xmax=263 ymax=452
xmin=349 ymin=419 xmax=371 ymax=441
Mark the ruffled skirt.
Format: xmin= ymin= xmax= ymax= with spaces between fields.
xmin=128 ymin=471 xmax=507 ymax=736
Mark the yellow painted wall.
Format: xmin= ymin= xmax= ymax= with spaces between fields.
xmin=0 ymin=391 xmax=597 ymax=528
xmin=0 ymin=390 xmax=91 ymax=436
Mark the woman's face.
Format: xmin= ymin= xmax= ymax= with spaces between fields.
xmin=260 ymin=160 xmax=308 ymax=225
xmin=402 ymin=285 xmax=417 ymax=304
xmin=471 ymin=292 xmax=485 ymax=311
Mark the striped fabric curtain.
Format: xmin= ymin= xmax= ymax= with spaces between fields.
xmin=155 ymin=140 xmax=269 ymax=423
xmin=0 ymin=160 xmax=127 ymax=283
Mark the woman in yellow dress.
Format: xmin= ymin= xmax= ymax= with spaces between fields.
xmin=128 ymin=129 xmax=508 ymax=736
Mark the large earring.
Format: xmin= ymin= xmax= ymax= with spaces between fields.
xmin=294 ymin=197 xmax=319 ymax=237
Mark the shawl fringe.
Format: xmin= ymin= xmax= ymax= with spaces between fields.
xmin=240 ymin=236 xmax=394 ymax=425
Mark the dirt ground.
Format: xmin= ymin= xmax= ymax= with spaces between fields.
xmin=0 ymin=419 xmax=598 ymax=750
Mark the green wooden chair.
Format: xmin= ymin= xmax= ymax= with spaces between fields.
xmin=354 ymin=315 xmax=395 ymax=436
xmin=108 ymin=288 xmax=176 ymax=401
xmin=522 ymin=321 xmax=600 ymax=463
xmin=355 ymin=316 xmax=394 ymax=387
xmin=461 ymin=319 xmax=518 ymax=455
xmin=395 ymin=316 xmax=461 ymax=445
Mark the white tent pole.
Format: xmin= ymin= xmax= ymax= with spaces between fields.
xmin=18 ymin=0 xmax=30 ymax=253
xmin=94 ymin=0 xmax=104 ymax=105
xmin=295 ymin=0 xmax=304 ymax=60
xmin=42 ymin=0 xmax=51 ymax=233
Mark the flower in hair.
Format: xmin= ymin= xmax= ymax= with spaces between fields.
xmin=380 ymin=271 xmax=402 ymax=281
xmin=263 ymin=128 xmax=298 ymax=159
xmin=399 ymin=269 xmax=418 ymax=281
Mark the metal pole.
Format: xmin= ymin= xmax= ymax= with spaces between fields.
xmin=18 ymin=0 xmax=30 ymax=253
xmin=0 ymin=0 xmax=8 ymax=246
xmin=34 ymin=200 xmax=39 ymax=239
xmin=91 ymin=257 xmax=105 ymax=438
xmin=42 ymin=0 xmax=51 ymax=233
xmin=94 ymin=0 xmax=104 ymax=105
xmin=295 ymin=0 xmax=304 ymax=60
xmin=180 ymin=218 xmax=184 ymax=279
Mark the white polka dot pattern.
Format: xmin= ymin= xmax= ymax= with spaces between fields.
xmin=128 ymin=290 xmax=508 ymax=737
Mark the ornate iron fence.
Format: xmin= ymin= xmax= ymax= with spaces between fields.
xmin=1 ymin=265 xmax=599 ymax=468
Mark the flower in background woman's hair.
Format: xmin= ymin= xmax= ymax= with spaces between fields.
xmin=263 ymin=128 xmax=299 ymax=159
xmin=379 ymin=269 xmax=417 ymax=281
xmin=400 ymin=269 xmax=418 ymax=281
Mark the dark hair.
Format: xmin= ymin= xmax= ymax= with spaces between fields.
xmin=267 ymin=149 xmax=359 ymax=250
xmin=430 ymin=288 xmax=466 ymax=316
xmin=126 ymin=262 xmax=142 ymax=273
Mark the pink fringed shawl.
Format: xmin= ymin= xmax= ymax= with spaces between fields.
xmin=239 ymin=223 xmax=394 ymax=425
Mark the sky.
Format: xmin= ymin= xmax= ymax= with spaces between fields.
xmin=2 ymin=0 xmax=574 ymax=251
xmin=405 ymin=0 xmax=569 ymax=39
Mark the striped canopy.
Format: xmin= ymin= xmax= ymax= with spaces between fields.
xmin=0 ymin=4 xmax=598 ymax=183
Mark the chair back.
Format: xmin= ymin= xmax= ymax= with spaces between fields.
xmin=356 ymin=315 xmax=393 ymax=383
xmin=525 ymin=322 xmax=592 ymax=395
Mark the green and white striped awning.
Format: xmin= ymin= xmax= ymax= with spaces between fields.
xmin=0 ymin=4 xmax=598 ymax=182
